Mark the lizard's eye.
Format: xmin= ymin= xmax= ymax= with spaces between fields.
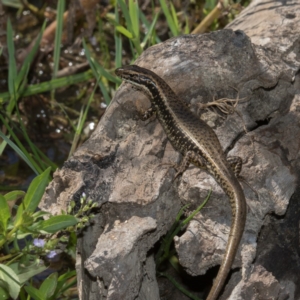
xmin=132 ymin=75 xmax=139 ymax=82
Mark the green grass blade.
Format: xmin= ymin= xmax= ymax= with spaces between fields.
xmin=15 ymin=22 xmax=46 ymax=94
xmin=98 ymin=78 xmax=111 ymax=104
xmin=34 ymin=147 xmax=58 ymax=171
xmin=110 ymin=1 xmax=142 ymax=55
xmin=114 ymin=4 xmax=122 ymax=68
xmin=155 ymin=191 xmax=211 ymax=268
xmin=6 ymin=19 xmax=17 ymax=97
xmin=12 ymin=96 xmax=57 ymax=171
xmin=6 ymin=20 xmax=46 ymax=113
xmin=68 ymin=106 xmax=84 ymax=158
xmin=0 ymin=131 xmax=39 ymax=175
xmin=69 ymin=82 xmax=97 ymax=157
xmin=0 ymin=132 xmax=8 ymax=156
xmin=117 ymin=0 xmax=133 ymax=33
xmin=170 ymin=2 xmax=179 ymax=33
xmin=129 ymin=0 xmax=139 ymax=40
xmin=83 ymin=40 xmax=112 ymax=104
xmin=116 ymin=25 xmax=143 ymax=56
xmin=97 ymin=16 xmax=110 ymax=69
xmin=14 ymin=105 xmax=46 ymax=171
xmin=158 ymin=272 xmax=201 ymax=300
xmin=115 ymin=25 xmax=133 ymax=39
xmin=139 ymin=11 xmax=161 ymax=44
xmin=91 ymin=64 xmax=121 ymax=84
xmin=117 ymin=0 xmax=142 ymax=54
xmin=141 ymin=11 xmax=159 ymax=49
xmin=0 ymin=70 xmax=94 ymax=102
xmin=181 ymin=189 xmax=211 ymax=226
xmin=6 ymin=19 xmax=17 ymax=113
xmin=0 ymin=115 xmax=41 ymax=174
xmin=115 ymin=35 xmax=122 ymax=68
xmin=184 ymin=15 xmax=190 ymax=34
xmin=52 ymin=0 xmax=65 ymax=79
xmin=1 ymin=0 xmax=23 ymax=8
xmin=159 ymin=0 xmax=179 ymax=37
xmin=0 ymin=111 xmax=57 ymax=171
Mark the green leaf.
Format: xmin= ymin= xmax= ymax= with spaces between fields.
xmin=32 ymin=210 xmax=50 ymax=219
xmin=0 ymin=286 xmax=9 ymax=300
xmin=14 ymin=203 xmax=24 ymax=227
xmin=58 ymin=270 xmax=76 ymax=283
xmin=40 ymin=215 xmax=78 ymax=233
xmin=4 ymin=191 xmax=25 ymax=202
xmin=0 ymin=264 xmax=21 ymax=300
xmin=24 ymin=286 xmax=44 ymax=300
xmin=13 ymin=232 xmax=32 ymax=240
xmin=39 ymin=272 xmax=57 ymax=298
xmin=11 ymin=264 xmax=47 ymax=285
xmin=20 ymin=211 xmax=34 ymax=227
xmin=0 ymin=195 xmax=10 ymax=233
xmin=53 ymin=271 xmax=76 ymax=298
xmin=23 ymin=167 xmax=51 ymax=213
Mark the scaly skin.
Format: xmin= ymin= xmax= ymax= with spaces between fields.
xmin=115 ymin=65 xmax=247 ymax=300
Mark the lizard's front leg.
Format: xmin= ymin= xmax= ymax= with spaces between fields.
xmin=141 ymin=106 xmax=155 ymax=120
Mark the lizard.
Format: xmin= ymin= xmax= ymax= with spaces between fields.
xmin=115 ymin=64 xmax=247 ymax=300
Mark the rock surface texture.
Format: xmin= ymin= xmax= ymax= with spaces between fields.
xmin=40 ymin=0 xmax=300 ymax=299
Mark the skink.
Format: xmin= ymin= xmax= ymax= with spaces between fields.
xmin=115 ymin=65 xmax=247 ymax=300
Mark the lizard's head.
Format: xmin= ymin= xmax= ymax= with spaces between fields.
xmin=115 ymin=65 xmax=160 ymax=97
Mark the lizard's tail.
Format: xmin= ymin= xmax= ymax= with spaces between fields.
xmin=206 ymin=178 xmax=246 ymax=300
